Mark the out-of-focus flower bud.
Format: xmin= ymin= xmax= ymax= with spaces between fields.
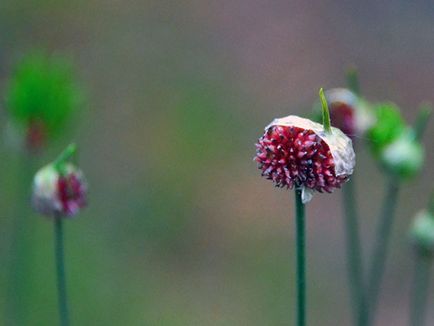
xmin=5 ymin=53 xmax=82 ymax=152
xmin=255 ymin=109 xmax=355 ymax=203
xmin=32 ymin=145 xmax=87 ymax=217
xmin=380 ymin=131 xmax=424 ymax=179
xmin=410 ymin=210 xmax=434 ymax=255
xmin=323 ymin=88 xmax=374 ymax=139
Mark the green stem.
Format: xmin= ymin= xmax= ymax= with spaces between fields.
xmin=409 ymin=252 xmax=432 ymax=326
xmin=4 ymin=155 xmax=37 ymax=325
xmin=294 ymin=188 xmax=306 ymax=326
xmin=413 ymin=105 xmax=432 ymax=142
xmin=346 ymin=66 xmax=360 ymax=96
xmin=54 ymin=218 xmax=69 ymax=326
xmin=342 ymin=177 xmax=367 ymax=326
xmin=366 ymin=178 xmax=400 ymax=326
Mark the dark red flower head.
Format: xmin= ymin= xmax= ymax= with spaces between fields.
xmin=255 ymin=115 xmax=355 ymax=202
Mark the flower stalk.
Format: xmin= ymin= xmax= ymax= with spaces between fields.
xmin=54 ymin=216 xmax=69 ymax=326
xmin=4 ymin=156 xmax=37 ymax=325
xmin=294 ymin=188 xmax=306 ymax=326
xmin=413 ymin=104 xmax=432 ymax=142
xmin=346 ymin=66 xmax=360 ymax=96
xmin=340 ymin=68 xmax=367 ymax=326
xmin=366 ymin=177 xmax=400 ymax=325
xmin=342 ymin=175 xmax=367 ymax=326
xmin=409 ymin=252 xmax=432 ymax=326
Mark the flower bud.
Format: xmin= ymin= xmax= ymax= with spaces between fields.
xmin=323 ymin=88 xmax=374 ymax=138
xmin=5 ymin=53 xmax=82 ymax=152
xmin=32 ymin=163 xmax=87 ymax=217
xmin=254 ymin=115 xmax=355 ymax=203
xmin=410 ymin=210 xmax=434 ymax=255
xmin=380 ymin=131 xmax=424 ymax=179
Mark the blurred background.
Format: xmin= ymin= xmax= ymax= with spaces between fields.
xmin=0 ymin=0 xmax=433 ymax=325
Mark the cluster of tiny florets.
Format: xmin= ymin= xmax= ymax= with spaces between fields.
xmin=57 ymin=171 xmax=87 ymax=216
xmin=255 ymin=125 xmax=348 ymax=192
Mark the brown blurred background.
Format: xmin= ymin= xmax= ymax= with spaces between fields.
xmin=0 ymin=0 xmax=433 ymax=325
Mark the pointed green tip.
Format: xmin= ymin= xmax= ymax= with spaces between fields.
xmin=54 ymin=143 xmax=77 ymax=172
xmin=319 ymin=88 xmax=332 ymax=133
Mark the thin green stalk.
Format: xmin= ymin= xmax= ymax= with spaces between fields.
xmin=4 ymin=155 xmax=37 ymax=325
xmin=294 ymin=188 xmax=306 ymax=326
xmin=343 ymin=67 xmax=367 ymax=325
xmin=346 ymin=66 xmax=360 ymax=96
xmin=54 ymin=218 xmax=69 ymax=326
xmin=413 ymin=105 xmax=432 ymax=142
xmin=366 ymin=178 xmax=400 ymax=325
xmin=409 ymin=252 xmax=432 ymax=326
xmin=342 ymin=177 xmax=367 ymax=326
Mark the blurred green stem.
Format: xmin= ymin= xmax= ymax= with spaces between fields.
xmin=346 ymin=66 xmax=360 ymax=96
xmin=366 ymin=177 xmax=400 ymax=326
xmin=344 ymin=67 xmax=367 ymax=326
xmin=4 ymin=155 xmax=36 ymax=325
xmin=342 ymin=177 xmax=367 ymax=326
xmin=294 ymin=188 xmax=306 ymax=326
xmin=54 ymin=217 xmax=69 ymax=326
xmin=413 ymin=104 xmax=432 ymax=142
xmin=409 ymin=252 xmax=432 ymax=326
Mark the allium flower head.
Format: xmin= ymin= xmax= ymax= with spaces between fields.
xmin=5 ymin=53 xmax=82 ymax=152
xmin=255 ymin=90 xmax=355 ymax=203
xmin=32 ymin=144 xmax=87 ymax=217
xmin=324 ymin=88 xmax=374 ymax=138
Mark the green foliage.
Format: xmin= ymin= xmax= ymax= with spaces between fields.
xmin=5 ymin=52 xmax=81 ymax=140
xmin=367 ymin=102 xmax=405 ymax=155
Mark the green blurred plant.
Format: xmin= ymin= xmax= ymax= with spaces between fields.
xmin=408 ymin=193 xmax=434 ymax=326
xmin=3 ymin=52 xmax=82 ymax=325
xmin=368 ymin=103 xmax=430 ymax=179
xmin=5 ymin=52 xmax=82 ymax=151
xmin=367 ymin=102 xmax=406 ymax=156
xmin=366 ymin=105 xmax=431 ymax=326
